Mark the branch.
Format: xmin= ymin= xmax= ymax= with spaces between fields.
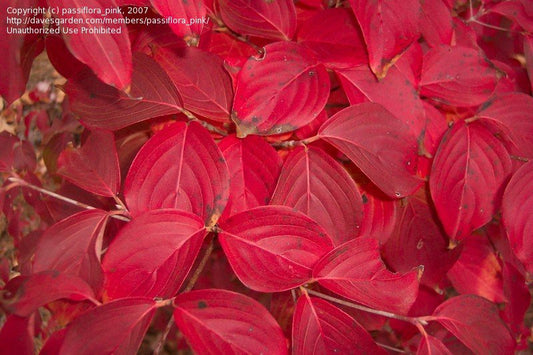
xmin=375 ymin=342 xmax=407 ymax=353
xmin=303 ymin=288 xmax=428 ymax=326
xmin=153 ymin=238 xmax=215 ymax=354
xmin=179 ymin=108 xmax=228 ymax=136
xmin=270 ymin=140 xmax=302 ymax=149
xmin=466 ymin=0 xmax=523 ymax=34
xmin=7 ymin=176 xmax=130 ymax=222
xmin=212 ymin=23 xmax=265 ymax=57
xmin=510 ymin=155 xmax=529 ymax=162
xmin=153 ymin=309 xmax=176 ymax=355
xmin=269 ymin=135 xmax=321 ymax=149
xmin=183 ymin=237 xmax=215 ymax=292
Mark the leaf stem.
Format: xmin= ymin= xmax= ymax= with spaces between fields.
xmin=155 ymin=298 xmax=175 ymax=308
xmin=303 ymin=288 xmax=428 ymax=326
xmin=112 ymin=195 xmax=130 ymax=217
xmin=301 ymin=135 xmax=321 ymax=145
xmin=7 ymin=176 xmax=130 ymax=222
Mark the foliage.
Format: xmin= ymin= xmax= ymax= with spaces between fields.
xmin=1 ymin=0 xmax=533 ymax=353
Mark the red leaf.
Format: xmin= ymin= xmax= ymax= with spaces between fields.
xmin=218 ymin=206 xmax=334 ymax=292
xmin=32 ymin=209 xmax=108 ymax=292
xmin=431 ymin=295 xmax=515 ymax=354
xmin=57 ymin=130 xmax=120 ymax=197
xmin=348 ymin=0 xmax=420 ymax=78
xmin=150 ymin=0 xmax=206 ymax=43
xmin=382 ymin=196 xmax=458 ymax=288
xmin=0 ymin=133 xmax=36 ymax=173
xmin=124 ymin=121 xmax=229 ymax=226
xmin=292 ymin=293 xmax=384 ymax=354
xmin=0 ymin=0 xmax=43 ymax=104
xmin=218 ymin=135 xmax=282 ymax=220
xmin=200 ymin=29 xmax=257 ymax=63
xmin=487 ymin=0 xmax=533 ymax=33
xmin=524 ymin=35 xmax=533 ymax=93
xmin=501 ymin=262 xmax=531 ymax=335
xmin=116 ymin=0 xmax=149 ymax=4
xmin=477 ymin=93 xmax=533 ymax=158
xmin=40 ymin=329 xmax=66 ymax=355
xmin=296 ymin=8 xmax=367 ymax=69
xmin=131 ymin=24 xmax=185 ymax=54
xmin=429 ymin=120 xmax=512 ymax=241
xmin=173 ymin=289 xmax=288 ymax=354
xmin=48 ymin=0 xmax=132 ymax=90
xmin=417 ymin=101 xmax=448 ymax=179
xmin=61 ymin=298 xmax=157 ymax=355
xmin=358 ymin=185 xmax=398 ymax=243
xmin=102 ymin=209 xmax=206 ymax=300
xmin=294 ymin=110 xmax=329 ymax=141
xmin=447 ymin=234 xmax=505 ymax=303
xmin=419 ymin=0 xmax=453 ymax=47
xmin=417 ymin=335 xmax=452 ymax=355
xmin=45 ymin=35 xmax=86 ymax=79
xmin=313 ymin=238 xmax=420 ymax=315
xmin=420 ymin=46 xmax=499 ymax=107
xmin=218 ymin=0 xmax=296 ymax=40
xmin=153 ymin=46 xmax=234 ymax=123
xmin=232 ymin=41 xmax=330 ymax=136
xmin=65 ymin=52 xmax=182 ymax=130
xmin=0 ymin=257 xmax=9 ymax=285
xmin=1 ymin=271 xmax=97 ymax=317
xmin=336 ymin=64 xmax=425 ymax=132
xmin=502 ymin=161 xmax=533 ymax=274
xmin=318 ymin=103 xmax=423 ymax=198
xmin=271 ymin=146 xmax=364 ymax=245
xmin=0 ymin=315 xmax=35 ymax=355
xmin=394 ymin=42 xmax=423 ymax=86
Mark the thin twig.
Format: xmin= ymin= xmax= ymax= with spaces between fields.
xmin=2 ymin=182 xmax=20 ymax=192
xmin=466 ymin=0 xmax=523 ymax=34
xmin=291 ymin=289 xmax=298 ymax=304
xmin=375 ymin=342 xmax=407 ymax=353
xmin=213 ymin=25 xmax=264 ymax=56
xmin=469 ymin=18 xmax=521 ymax=33
xmin=179 ymin=108 xmax=228 ymax=136
xmin=304 ymin=288 xmax=428 ymax=326
xmin=270 ymin=140 xmax=302 ymax=149
xmin=183 ymin=237 xmax=215 ymax=292
xmin=153 ymin=312 xmax=176 ymax=355
xmin=153 ymin=238 xmax=215 ymax=354
xmin=510 ymin=155 xmax=529 ymax=162
xmin=270 ymin=135 xmax=321 ymax=149
xmin=7 ymin=176 xmax=130 ymax=222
